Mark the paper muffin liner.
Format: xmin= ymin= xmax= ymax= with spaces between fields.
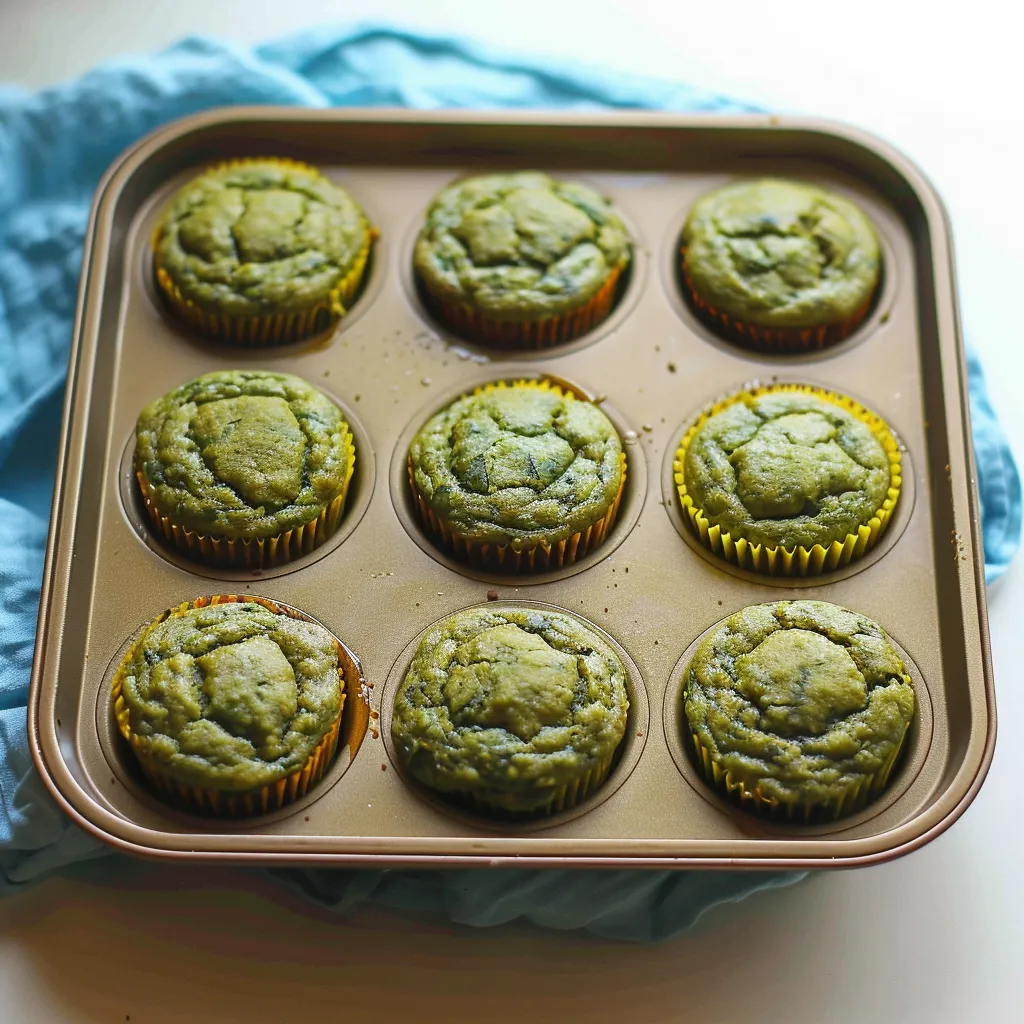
xmin=408 ymin=380 xmax=627 ymax=573
xmin=153 ymin=158 xmax=375 ymax=346
xmin=421 ymin=264 xmax=624 ymax=348
xmin=111 ymin=594 xmax=346 ymax=818
xmin=445 ymin=751 xmax=617 ymax=819
xmin=136 ymin=425 xmax=355 ymax=570
xmin=673 ymin=383 xmax=902 ymax=577
xmin=680 ymin=255 xmax=875 ymax=353
xmin=689 ymin=731 xmax=906 ymax=824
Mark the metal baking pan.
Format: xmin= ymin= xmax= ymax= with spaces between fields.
xmin=27 ymin=108 xmax=995 ymax=869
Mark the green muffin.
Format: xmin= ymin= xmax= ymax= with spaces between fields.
xmin=683 ymin=600 xmax=915 ymax=821
xmin=391 ymin=606 xmax=630 ymax=815
xmin=135 ymin=370 xmax=355 ymax=569
xmin=675 ymin=385 xmax=900 ymax=575
xmin=112 ymin=596 xmax=345 ymax=816
xmin=408 ymin=380 xmax=626 ymax=572
xmin=681 ymin=178 xmax=881 ymax=350
xmin=414 ymin=171 xmax=632 ymax=346
xmin=153 ymin=158 xmax=374 ymax=344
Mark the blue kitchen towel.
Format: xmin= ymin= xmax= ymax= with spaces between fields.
xmin=0 ymin=26 xmax=1018 ymax=943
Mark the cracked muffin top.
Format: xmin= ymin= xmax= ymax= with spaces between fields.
xmin=408 ymin=381 xmax=624 ymax=548
xmin=681 ymin=178 xmax=880 ymax=329
xmin=683 ymin=600 xmax=914 ymax=809
xmin=135 ymin=370 xmax=353 ymax=541
xmin=413 ymin=172 xmax=631 ymax=322
xmin=153 ymin=159 xmax=371 ymax=318
xmin=115 ymin=599 xmax=343 ymax=793
xmin=390 ymin=606 xmax=629 ymax=813
xmin=681 ymin=388 xmax=894 ymax=551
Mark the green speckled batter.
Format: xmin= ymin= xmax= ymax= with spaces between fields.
xmin=683 ymin=601 xmax=914 ymax=810
xmin=391 ymin=607 xmax=629 ymax=813
xmin=414 ymin=172 xmax=631 ymax=321
xmin=409 ymin=383 xmax=623 ymax=547
xmin=135 ymin=370 xmax=352 ymax=540
xmin=683 ymin=390 xmax=892 ymax=550
xmin=117 ymin=601 xmax=341 ymax=792
xmin=154 ymin=160 xmax=371 ymax=317
xmin=682 ymin=179 xmax=880 ymax=328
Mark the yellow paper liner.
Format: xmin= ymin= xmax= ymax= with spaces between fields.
xmin=153 ymin=157 xmax=376 ymax=346
xmin=681 ymin=254 xmax=875 ymax=353
xmin=673 ymin=383 xmax=902 ymax=577
xmin=136 ymin=425 xmax=355 ymax=570
xmin=408 ymin=379 xmax=627 ymax=573
xmin=447 ymin=751 xmax=617 ymax=819
xmin=111 ymin=595 xmax=346 ymax=818
xmin=422 ymin=264 xmax=624 ymax=349
xmin=690 ymin=730 xmax=907 ymax=824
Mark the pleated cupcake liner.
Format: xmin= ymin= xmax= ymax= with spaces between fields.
xmin=690 ymin=731 xmax=907 ymax=824
xmin=421 ymin=264 xmax=623 ymax=348
xmin=111 ymin=594 xmax=346 ymax=818
xmin=680 ymin=255 xmax=874 ymax=353
xmin=444 ymin=751 xmax=617 ymax=819
xmin=673 ymin=383 xmax=902 ymax=577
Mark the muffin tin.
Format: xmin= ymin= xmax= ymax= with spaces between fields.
xmin=28 ymin=109 xmax=995 ymax=869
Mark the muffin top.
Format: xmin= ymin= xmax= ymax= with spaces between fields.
xmin=682 ymin=178 xmax=880 ymax=329
xmin=154 ymin=160 xmax=370 ymax=317
xmin=135 ymin=370 xmax=353 ymax=540
xmin=684 ymin=600 xmax=915 ymax=807
xmin=414 ymin=172 xmax=631 ymax=321
xmin=391 ymin=606 xmax=629 ymax=812
xmin=682 ymin=388 xmax=893 ymax=550
xmin=409 ymin=382 xmax=624 ymax=547
xmin=117 ymin=601 xmax=342 ymax=792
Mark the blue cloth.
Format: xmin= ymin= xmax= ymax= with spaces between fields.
xmin=0 ymin=26 xmax=1018 ymax=943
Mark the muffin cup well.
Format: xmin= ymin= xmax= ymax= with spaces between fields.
xmin=421 ymin=264 xmax=624 ymax=349
xmin=135 ymin=425 xmax=355 ymax=571
xmin=111 ymin=595 xmax=346 ymax=818
xmin=672 ymin=384 xmax=902 ymax=577
xmin=680 ymin=255 xmax=875 ymax=353
xmin=688 ymin=729 xmax=907 ymax=824
xmin=153 ymin=157 xmax=375 ymax=346
xmin=408 ymin=379 xmax=627 ymax=574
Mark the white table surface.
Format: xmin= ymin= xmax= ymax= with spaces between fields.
xmin=2 ymin=2 xmax=1022 ymax=1021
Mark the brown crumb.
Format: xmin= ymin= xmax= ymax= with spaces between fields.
xmin=667 ymin=361 xmax=677 ymax=373
xmin=718 ymin=600 xmax=723 ymax=605
xmin=371 ymin=729 xmax=380 ymax=740
xmin=381 ymin=763 xmax=387 ymax=772
xmin=604 ymin=607 xmax=609 ymax=613
xmin=486 ymin=589 xmax=499 ymax=601
xmin=636 ymin=731 xmax=644 ymax=737
xmin=304 ymin=816 xmax=310 ymax=822
xmin=369 ymin=710 xmax=379 ymax=720
xmin=354 ymin=394 xmax=361 ymax=401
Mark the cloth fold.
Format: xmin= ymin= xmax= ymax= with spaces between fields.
xmin=0 ymin=25 xmax=1018 ymax=942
